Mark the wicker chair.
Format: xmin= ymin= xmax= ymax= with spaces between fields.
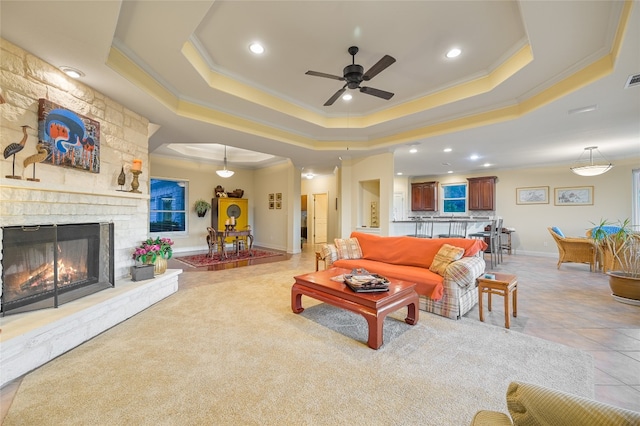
xmin=548 ymin=227 xmax=597 ymax=271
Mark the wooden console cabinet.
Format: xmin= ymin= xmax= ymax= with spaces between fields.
xmin=467 ymin=176 xmax=496 ymax=210
xmin=411 ymin=181 xmax=438 ymax=211
xmin=211 ymin=198 xmax=248 ymax=231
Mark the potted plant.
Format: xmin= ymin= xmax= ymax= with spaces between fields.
xmin=195 ymin=199 xmax=211 ymax=217
xmin=591 ymin=218 xmax=640 ymax=304
xmin=132 ymin=237 xmax=174 ymax=276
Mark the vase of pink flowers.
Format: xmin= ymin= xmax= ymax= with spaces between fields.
xmin=133 ymin=237 xmax=174 ymax=275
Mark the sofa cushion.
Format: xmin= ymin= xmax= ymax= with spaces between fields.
xmin=334 ymin=237 xmax=362 ymax=259
xmin=429 ymin=244 xmax=465 ymax=275
xmin=506 ymin=381 xmax=640 ymax=426
xmin=320 ymin=244 xmax=338 ymax=264
xmin=333 ymin=258 xmax=445 ymax=300
xmin=350 ymin=231 xmax=487 ymax=268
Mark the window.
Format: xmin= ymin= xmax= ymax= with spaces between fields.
xmin=442 ymin=183 xmax=467 ymax=214
xmin=150 ymin=178 xmax=187 ymax=233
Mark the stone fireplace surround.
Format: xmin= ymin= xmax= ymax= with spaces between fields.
xmin=0 ymin=178 xmax=182 ymax=387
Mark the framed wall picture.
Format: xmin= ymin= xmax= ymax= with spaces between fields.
xmin=554 ymin=186 xmax=594 ymax=206
xmin=269 ymin=193 xmax=275 ymax=202
xmin=516 ymin=186 xmax=549 ymax=204
xmin=269 ymin=201 xmax=274 ymax=210
xmin=275 ymin=201 xmax=282 ymax=209
xmin=276 ymin=192 xmax=282 ymax=201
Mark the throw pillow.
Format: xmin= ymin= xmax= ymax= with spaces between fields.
xmin=551 ymin=226 xmax=565 ymax=237
xmin=320 ymin=244 xmax=338 ymax=265
xmin=429 ymin=244 xmax=465 ymax=276
xmin=334 ymin=237 xmax=363 ymax=260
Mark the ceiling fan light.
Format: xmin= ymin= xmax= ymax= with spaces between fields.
xmin=570 ymin=146 xmax=613 ymax=176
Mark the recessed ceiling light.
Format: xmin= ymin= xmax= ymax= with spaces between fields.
xmin=447 ymin=170 xmax=453 ymax=174
xmin=409 ymin=148 xmax=417 ymax=154
xmin=342 ymin=93 xmax=352 ymax=101
xmin=483 ymin=163 xmax=491 ymax=167
xmin=470 ymin=154 xmax=479 ymax=160
xmin=60 ymin=66 xmax=84 ymax=78
xmin=396 ymin=172 xmax=403 ymax=176
xmin=443 ymin=148 xmax=452 ymax=152
xmin=446 ymin=48 xmax=461 ymax=59
xmin=249 ymin=42 xmax=264 ymax=54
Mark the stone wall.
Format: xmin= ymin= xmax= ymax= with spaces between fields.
xmin=0 ymin=38 xmax=150 ymax=282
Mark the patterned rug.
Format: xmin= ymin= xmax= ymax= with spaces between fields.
xmin=175 ymin=249 xmax=284 ymax=268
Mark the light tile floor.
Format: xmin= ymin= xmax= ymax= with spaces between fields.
xmin=2 ymin=245 xmax=639 ymax=420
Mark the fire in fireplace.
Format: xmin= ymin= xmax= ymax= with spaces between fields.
xmin=1 ymin=223 xmax=114 ymax=316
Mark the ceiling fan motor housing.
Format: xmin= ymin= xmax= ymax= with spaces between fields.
xmin=344 ymin=64 xmax=364 ymax=89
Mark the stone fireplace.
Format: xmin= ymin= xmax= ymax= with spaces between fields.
xmin=1 ymin=222 xmax=114 ymax=316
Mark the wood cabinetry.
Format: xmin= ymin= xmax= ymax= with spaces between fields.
xmin=467 ymin=176 xmax=496 ymax=210
xmin=211 ymin=198 xmax=249 ymax=231
xmin=411 ymin=181 xmax=438 ymax=211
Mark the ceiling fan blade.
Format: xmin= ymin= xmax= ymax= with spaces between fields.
xmin=305 ymin=70 xmax=345 ymax=81
xmin=362 ymin=55 xmax=396 ymax=81
xmin=359 ymin=86 xmax=394 ymax=100
xmin=324 ymin=87 xmax=347 ymax=106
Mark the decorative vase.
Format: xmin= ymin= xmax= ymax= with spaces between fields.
xmin=607 ymin=272 xmax=640 ymax=305
xmin=153 ymin=256 xmax=168 ymax=275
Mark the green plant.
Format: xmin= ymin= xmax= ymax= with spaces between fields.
xmin=591 ymin=218 xmax=639 ymax=277
xmin=194 ymin=199 xmax=211 ymax=214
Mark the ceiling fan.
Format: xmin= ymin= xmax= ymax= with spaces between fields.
xmin=305 ymin=46 xmax=396 ymax=106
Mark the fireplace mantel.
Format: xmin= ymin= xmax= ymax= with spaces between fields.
xmin=1 ymin=178 xmax=150 ymax=201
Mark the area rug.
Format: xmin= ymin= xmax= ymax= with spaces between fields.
xmin=4 ymin=267 xmax=594 ymax=425
xmin=175 ymin=249 xmax=283 ymax=267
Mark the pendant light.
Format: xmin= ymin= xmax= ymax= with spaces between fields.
xmin=570 ymin=146 xmax=613 ymax=177
xmin=216 ymin=145 xmax=234 ymax=178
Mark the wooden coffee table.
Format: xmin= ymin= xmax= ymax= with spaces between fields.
xmin=291 ymin=267 xmax=419 ymax=349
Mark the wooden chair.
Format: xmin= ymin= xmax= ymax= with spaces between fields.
xmin=206 ymin=227 xmax=219 ymax=258
xmin=548 ymin=227 xmax=596 ymax=271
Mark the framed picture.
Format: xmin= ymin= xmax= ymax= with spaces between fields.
xmin=554 ymin=186 xmax=594 ymax=206
xmin=269 ymin=201 xmax=274 ymax=210
xmin=275 ymin=201 xmax=282 ymax=209
xmin=38 ymin=98 xmax=101 ymax=173
xmin=516 ymin=186 xmax=549 ymax=204
xmin=269 ymin=193 xmax=275 ymax=201
xmin=276 ymin=192 xmax=282 ymax=201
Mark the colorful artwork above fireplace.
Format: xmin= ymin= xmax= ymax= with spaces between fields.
xmin=37 ymin=98 xmax=101 ymax=173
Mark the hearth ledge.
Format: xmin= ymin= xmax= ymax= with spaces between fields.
xmin=0 ymin=269 xmax=181 ymax=387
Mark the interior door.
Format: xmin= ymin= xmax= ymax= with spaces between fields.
xmin=313 ymin=193 xmax=328 ymax=244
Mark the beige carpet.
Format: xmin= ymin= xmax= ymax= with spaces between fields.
xmin=4 ymin=267 xmax=593 ymax=425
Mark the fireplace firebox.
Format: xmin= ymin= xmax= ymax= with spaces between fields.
xmin=1 ymin=223 xmax=114 ymax=316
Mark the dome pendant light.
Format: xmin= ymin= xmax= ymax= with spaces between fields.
xmin=216 ymin=145 xmax=235 ymax=178
xmin=570 ymin=146 xmax=613 ymax=177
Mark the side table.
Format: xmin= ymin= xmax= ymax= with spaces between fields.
xmin=477 ymin=272 xmax=518 ymax=329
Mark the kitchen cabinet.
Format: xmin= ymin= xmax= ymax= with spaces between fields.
xmin=467 ymin=176 xmax=496 ymax=210
xmin=411 ymin=181 xmax=438 ymax=211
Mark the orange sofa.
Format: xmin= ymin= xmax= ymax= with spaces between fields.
xmin=320 ymin=232 xmax=487 ymax=319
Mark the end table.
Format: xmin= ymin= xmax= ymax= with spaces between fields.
xmin=477 ymin=272 xmax=518 ymax=329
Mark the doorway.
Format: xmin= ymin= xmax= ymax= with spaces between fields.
xmin=313 ymin=193 xmax=328 ymax=244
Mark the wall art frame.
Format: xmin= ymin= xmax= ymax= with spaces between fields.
xmin=554 ymin=186 xmax=594 ymax=206
xmin=37 ymin=98 xmax=101 ymax=173
xmin=516 ymin=186 xmax=549 ymax=205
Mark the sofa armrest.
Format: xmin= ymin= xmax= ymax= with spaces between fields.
xmin=506 ymin=381 xmax=640 ymax=425
xmin=470 ymin=411 xmax=512 ymax=426
xmin=443 ymin=256 xmax=485 ymax=289
xmin=318 ymin=243 xmax=338 ymax=268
